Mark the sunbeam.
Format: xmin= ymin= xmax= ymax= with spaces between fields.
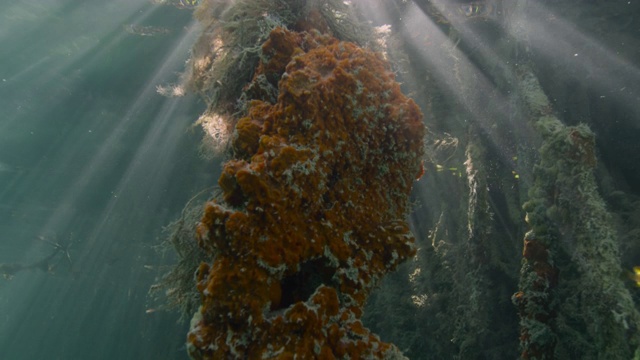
xmin=1 ymin=1 xmax=639 ymax=359
xmin=506 ymin=1 xmax=640 ymax=124
xmin=400 ymin=2 xmax=524 ymax=186
xmin=0 ymin=1 xmax=211 ymax=358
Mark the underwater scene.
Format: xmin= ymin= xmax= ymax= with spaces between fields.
xmin=1 ymin=0 xmax=639 ymax=359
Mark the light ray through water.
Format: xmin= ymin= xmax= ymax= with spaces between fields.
xmin=1 ymin=1 xmax=638 ymax=359
xmin=505 ymin=1 xmax=640 ymax=125
xmin=0 ymin=1 xmax=211 ymax=358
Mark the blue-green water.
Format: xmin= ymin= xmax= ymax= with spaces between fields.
xmin=0 ymin=1 xmax=214 ymax=358
xmin=2 ymin=1 xmax=640 ymax=359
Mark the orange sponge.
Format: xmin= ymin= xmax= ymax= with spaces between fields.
xmin=188 ymin=28 xmax=425 ymax=359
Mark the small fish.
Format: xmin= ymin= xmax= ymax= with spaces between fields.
xmin=631 ymin=266 xmax=640 ymax=287
xmin=0 ymin=162 xmax=24 ymax=174
xmin=0 ymin=263 xmax=23 ymax=279
xmin=178 ymin=0 xmax=199 ymax=8
xmin=124 ymin=24 xmax=171 ymax=37
xmin=150 ymin=0 xmax=199 ymax=9
xmin=0 ymin=162 xmax=14 ymax=172
xmin=457 ymin=1 xmax=494 ymax=18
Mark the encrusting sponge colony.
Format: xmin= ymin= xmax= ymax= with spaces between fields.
xmin=188 ymin=27 xmax=425 ymax=359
